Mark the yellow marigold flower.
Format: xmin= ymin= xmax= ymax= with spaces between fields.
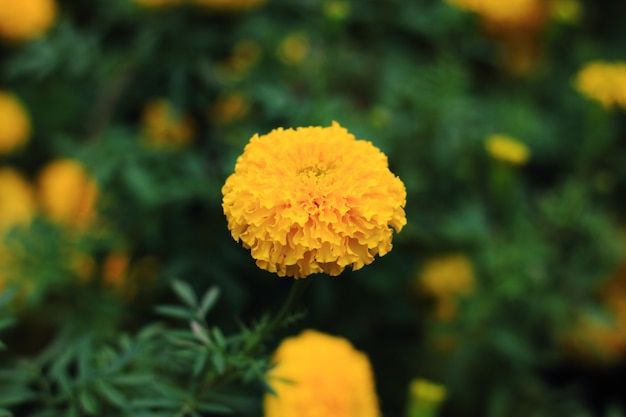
xmin=574 ymin=61 xmax=626 ymax=110
xmin=323 ymin=0 xmax=351 ymax=20
xmin=446 ymin=0 xmax=539 ymax=25
xmin=211 ymin=93 xmax=250 ymax=126
xmin=277 ymin=32 xmax=310 ymax=65
xmin=0 ymin=168 xmax=36 ymax=232
xmin=0 ymin=92 xmax=31 ymax=155
xmin=407 ymin=378 xmax=447 ymax=417
xmin=141 ymin=99 xmax=195 ymax=149
xmin=37 ymin=159 xmax=98 ymax=228
xmin=0 ymin=0 xmax=56 ymax=42
xmin=218 ymin=40 xmax=263 ymax=80
xmin=418 ymin=254 xmax=475 ymax=320
xmin=264 ymin=329 xmax=381 ymax=417
xmin=190 ymin=0 xmax=266 ymax=12
xmin=485 ymin=134 xmax=530 ymax=165
xmin=222 ymin=122 xmax=407 ymax=278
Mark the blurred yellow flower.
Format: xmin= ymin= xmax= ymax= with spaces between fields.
xmin=447 ymin=0 xmax=541 ymax=24
xmin=222 ymin=122 xmax=406 ymax=278
xmin=211 ymin=93 xmax=250 ymax=126
xmin=323 ymin=0 xmax=351 ymax=20
xmin=409 ymin=378 xmax=447 ymax=404
xmin=141 ymin=99 xmax=195 ymax=148
xmin=264 ymin=329 xmax=380 ymax=417
xmin=37 ymin=159 xmax=98 ymax=228
xmin=574 ymin=61 xmax=626 ymax=110
xmin=0 ymin=0 xmax=56 ymax=42
xmin=0 ymin=92 xmax=31 ymax=155
xmin=549 ymin=0 xmax=581 ymax=23
xmin=0 ymin=168 xmax=36 ymax=233
xmin=418 ymin=254 xmax=475 ymax=320
xmin=190 ymin=0 xmax=266 ymax=11
xmin=277 ymin=32 xmax=310 ymax=65
xmin=485 ymin=134 xmax=530 ymax=165
xmin=218 ymin=40 xmax=263 ymax=80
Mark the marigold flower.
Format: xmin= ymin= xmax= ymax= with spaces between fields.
xmin=574 ymin=61 xmax=626 ymax=110
xmin=264 ymin=329 xmax=381 ymax=417
xmin=211 ymin=93 xmax=250 ymax=126
xmin=0 ymin=168 xmax=36 ymax=232
xmin=418 ymin=254 xmax=475 ymax=320
xmin=222 ymin=122 xmax=406 ymax=278
xmin=277 ymin=32 xmax=310 ymax=65
xmin=485 ymin=134 xmax=530 ymax=165
xmin=0 ymin=0 xmax=56 ymax=42
xmin=37 ymin=159 xmax=98 ymax=228
xmin=0 ymin=92 xmax=31 ymax=155
xmin=141 ymin=99 xmax=195 ymax=148
xmin=446 ymin=0 xmax=540 ymax=25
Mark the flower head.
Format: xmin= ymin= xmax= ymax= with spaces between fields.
xmin=418 ymin=254 xmax=475 ymax=320
xmin=264 ymin=329 xmax=380 ymax=417
xmin=277 ymin=32 xmax=311 ymax=65
xmin=0 ymin=0 xmax=56 ymax=42
xmin=485 ymin=134 xmax=530 ymax=165
xmin=0 ymin=168 xmax=36 ymax=233
xmin=574 ymin=61 xmax=626 ymax=110
xmin=141 ymin=99 xmax=195 ymax=148
xmin=222 ymin=122 xmax=406 ymax=278
xmin=446 ymin=0 xmax=541 ymax=26
xmin=37 ymin=159 xmax=98 ymax=228
xmin=0 ymin=92 xmax=31 ymax=155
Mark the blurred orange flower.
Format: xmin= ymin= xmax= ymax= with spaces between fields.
xmin=265 ymin=330 xmax=381 ymax=417
xmin=0 ymin=92 xmax=31 ymax=155
xmin=0 ymin=0 xmax=56 ymax=42
xmin=37 ymin=159 xmax=98 ymax=228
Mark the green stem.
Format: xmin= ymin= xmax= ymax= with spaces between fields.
xmin=264 ymin=278 xmax=312 ymax=337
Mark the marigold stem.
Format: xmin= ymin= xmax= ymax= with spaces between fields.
xmin=265 ymin=278 xmax=312 ymax=336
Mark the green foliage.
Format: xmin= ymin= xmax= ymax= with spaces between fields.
xmin=2 ymin=0 xmax=626 ymax=416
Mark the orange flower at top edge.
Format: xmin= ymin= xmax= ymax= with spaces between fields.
xmin=0 ymin=0 xmax=57 ymax=42
xmin=221 ymin=122 xmax=407 ymax=278
xmin=264 ymin=330 xmax=381 ymax=417
xmin=37 ymin=159 xmax=98 ymax=228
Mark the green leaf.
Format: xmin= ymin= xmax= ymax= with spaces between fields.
xmin=79 ymin=389 xmax=99 ymax=415
xmin=95 ymin=379 xmax=128 ymax=408
xmin=198 ymin=286 xmax=220 ymax=318
xmin=192 ymin=351 xmax=209 ymax=377
xmin=211 ymin=352 xmax=226 ymax=375
xmin=0 ymin=388 xmax=36 ymax=406
xmin=155 ymin=305 xmax=196 ymax=321
xmin=172 ymin=279 xmax=197 ymax=309
xmin=211 ymin=327 xmax=226 ymax=349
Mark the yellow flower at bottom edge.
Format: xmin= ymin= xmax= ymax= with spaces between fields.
xmin=141 ymin=99 xmax=195 ymax=149
xmin=37 ymin=159 xmax=98 ymax=228
xmin=222 ymin=121 xmax=407 ymax=278
xmin=264 ymin=330 xmax=380 ymax=417
xmin=485 ymin=134 xmax=530 ymax=165
xmin=574 ymin=61 xmax=626 ymax=110
xmin=0 ymin=0 xmax=56 ymax=42
xmin=0 ymin=92 xmax=31 ymax=155
xmin=0 ymin=168 xmax=36 ymax=232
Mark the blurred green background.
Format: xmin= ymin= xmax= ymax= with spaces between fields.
xmin=1 ymin=0 xmax=626 ymax=416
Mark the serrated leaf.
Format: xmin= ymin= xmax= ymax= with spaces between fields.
xmin=198 ymin=287 xmax=220 ymax=318
xmin=155 ymin=305 xmax=196 ymax=321
xmin=172 ymin=279 xmax=197 ymax=308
